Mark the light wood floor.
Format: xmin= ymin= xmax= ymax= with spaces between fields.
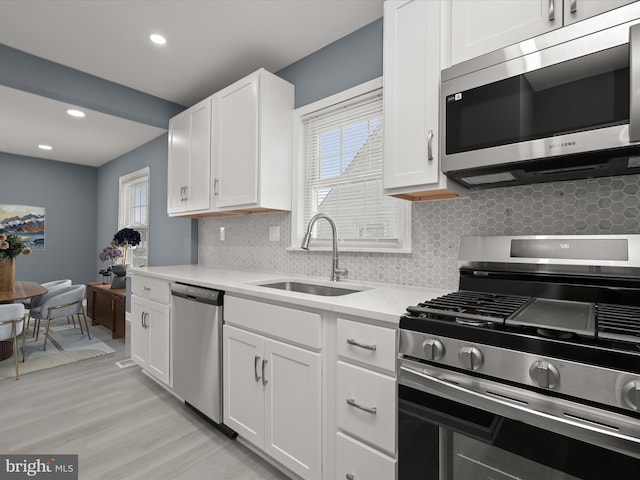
xmin=0 ymin=324 xmax=290 ymax=480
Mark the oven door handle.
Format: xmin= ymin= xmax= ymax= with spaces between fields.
xmin=399 ymin=364 xmax=640 ymax=460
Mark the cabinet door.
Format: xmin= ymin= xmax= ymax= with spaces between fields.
xmin=449 ymin=0 xmax=561 ymax=65
xmin=264 ymin=339 xmax=321 ymax=480
xmin=215 ymin=72 xmax=259 ymax=208
xmin=564 ymin=0 xmax=636 ymax=24
xmin=185 ymin=99 xmax=211 ymax=212
xmin=147 ymin=301 xmax=170 ymax=385
xmin=383 ymin=0 xmax=440 ymax=190
xmin=167 ymin=110 xmax=190 ymax=214
xmin=223 ymin=325 xmax=264 ymax=448
xmin=130 ymin=296 xmax=149 ymax=368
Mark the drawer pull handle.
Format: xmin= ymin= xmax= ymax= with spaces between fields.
xmin=141 ymin=285 xmax=151 ymax=291
xmin=346 ymin=474 xmax=355 ymax=480
xmin=262 ymin=359 xmax=268 ymax=386
xmin=254 ymin=356 xmax=261 ymax=382
xmin=346 ymin=398 xmax=377 ymax=415
xmin=346 ymin=338 xmax=377 ymax=351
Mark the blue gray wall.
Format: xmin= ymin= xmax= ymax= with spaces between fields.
xmin=276 ymin=18 xmax=383 ymax=108
xmin=96 ymin=136 xmax=197 ymax=269
xmin=0 ymin=152 xmax=97 ymax=284
xmin=0 ymin=41 xmax=192 ymax=285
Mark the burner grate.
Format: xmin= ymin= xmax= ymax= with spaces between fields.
xmin=597 ymin=304 xmax=640 ymax=339
xmin=407 ymin=290 xmax=532 ymax=324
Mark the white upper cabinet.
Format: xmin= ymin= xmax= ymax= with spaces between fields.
xmin=213 ymin=68 xmax=294 ymax=212
xmin=167 ymin=98 xmax=211 ymax=215
xmin=383 ymin=0 xmax=465 ymax=200
xmin=564 ymin=0 xmax=636 ymax=25
xmin=446 ymin=0 xmax=635 ymax=67
xmin=167 ymin=68 xmax=293 ymax=217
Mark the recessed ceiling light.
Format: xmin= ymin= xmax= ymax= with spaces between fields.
xmin=38 ymin=144 xmax=53 ymax=151
xmin=66 ymin=109 xmax=85 ymax=118
xmin=149 ymin=33 xmax=166 ymax=45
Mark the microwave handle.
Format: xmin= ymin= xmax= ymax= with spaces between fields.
xmin=630 ymin=23 xmax=640 ymax=143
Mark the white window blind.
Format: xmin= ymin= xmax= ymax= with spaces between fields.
xmin=302 ymin=89 xmax=403 ymax=246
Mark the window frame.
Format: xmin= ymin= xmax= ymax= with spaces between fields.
xmin=290 ymin=78 xmax=411 ymax=254
xmin=118 ymin=167 xmax=150 ymax=267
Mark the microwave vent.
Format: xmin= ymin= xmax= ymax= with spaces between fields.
xmin=461 ymin=172 xmax=517 ymax=186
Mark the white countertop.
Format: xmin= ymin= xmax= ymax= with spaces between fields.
xmin=130 ymin=265 xmax=452 ymax=326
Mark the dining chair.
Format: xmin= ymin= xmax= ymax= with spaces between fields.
xmin=0 ymin=303 xmax=26 ymax=379
xmin=23 ymin=279 xmax=72 ymax=330
xmin=31 ymin=285 xmax=90 ymax=351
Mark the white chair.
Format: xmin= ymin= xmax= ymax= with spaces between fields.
xmin=23 ymin=279 xmax=72 ymax=330
xmin=0 ymin=303 xmax=26 ymax=379
xmin=31 ymin=285 xmax=90 ymax=351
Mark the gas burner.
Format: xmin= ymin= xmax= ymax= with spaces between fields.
xmin=536 ymin=328 xmax=576 ymax=340
xmin=456 ymin=317 xmax=496 ymax=328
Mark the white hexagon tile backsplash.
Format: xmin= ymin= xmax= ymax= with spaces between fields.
xmin=198 ymin=174 xmax=640 ymax=291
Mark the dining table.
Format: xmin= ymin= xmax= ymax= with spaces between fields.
xmin=0 ymin=281 xmax=48 ymax=360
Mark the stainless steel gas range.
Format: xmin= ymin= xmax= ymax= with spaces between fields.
xmin=398 ymin=235 xmax=640 ymax=480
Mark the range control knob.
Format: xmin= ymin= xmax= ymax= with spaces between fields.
xmin=529 ymin=360 xmax=560 ymax=389
xmin=622 ymin=380 xmax=640 ymax=411
xmin=422 ymin=338 xmax=445 ymax=361
xmin=458 ymin=346 xmax=483 ymax=370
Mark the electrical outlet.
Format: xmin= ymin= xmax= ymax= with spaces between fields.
xmin=269 ymin=226 xmax=280 ymax=242
xmin=220 ymin=227 xmax=225 ymax=241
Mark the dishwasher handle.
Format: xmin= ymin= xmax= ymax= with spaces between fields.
xmin=171 ymin=283 xmax=224 ymax=306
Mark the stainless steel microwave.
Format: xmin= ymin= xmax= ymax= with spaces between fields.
xmin=441 ymin=4 xmax=640 ymax=189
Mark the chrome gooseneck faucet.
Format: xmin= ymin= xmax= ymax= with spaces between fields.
xmin=301 ymin=213 xmax=348 ymax=282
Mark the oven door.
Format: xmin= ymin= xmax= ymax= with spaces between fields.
xmin=398 ymin=358 xmax=640 ymax=480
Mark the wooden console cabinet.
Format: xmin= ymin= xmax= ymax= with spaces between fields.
xmin=87 ymin=282 xmax=126 ymax=339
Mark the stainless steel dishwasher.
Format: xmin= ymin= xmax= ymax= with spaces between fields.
xmin=170 ymin=283 xmax=236 ymax=438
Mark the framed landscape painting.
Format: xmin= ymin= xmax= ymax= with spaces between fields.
xmin=0 ymin=204 xmax=45 ymax=250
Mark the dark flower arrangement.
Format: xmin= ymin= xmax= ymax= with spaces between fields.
xmin=0 ymin=233 xmax=32 ymax=259
xmin=112 ymin=228 xmax=141 ymax=266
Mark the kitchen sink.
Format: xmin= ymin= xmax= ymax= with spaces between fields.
xmin=258 ymin=281 xmax=363 ymax=297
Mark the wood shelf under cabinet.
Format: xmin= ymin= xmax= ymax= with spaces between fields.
xmin=87 ymin=282 xmax=126 ymax=340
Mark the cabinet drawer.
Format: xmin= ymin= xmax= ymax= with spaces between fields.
xmin=131 ymin=275 xmax=171 ymax=304
xmin=337 ymin=318 xmax=396 ymax=374
xmin=336 ymin=361 xmax=396 ymax=455
xmin=336 ymin=432 xmax=396 ymax=480
xmin=224 ymin=295 xmax=321 ymax=349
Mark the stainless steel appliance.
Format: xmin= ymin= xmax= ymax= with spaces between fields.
xmin=171 ymin=283 xmax=236 ymax=438
xmin=441 ymin=4 xmax=640 ymax=189
xmin=398 ymin=235 xmax=640 ymax=479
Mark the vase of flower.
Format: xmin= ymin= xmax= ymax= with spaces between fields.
xmin=110 ymin=264 xmax=127 ymax=289
xmin=0 ymin=258 xmax=15 ymax=292
xmin=0 ymin=234 xmax=32 ymax=292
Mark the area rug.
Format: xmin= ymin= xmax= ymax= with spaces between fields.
xmin=0 ymin=317 xmax=115 ymax=380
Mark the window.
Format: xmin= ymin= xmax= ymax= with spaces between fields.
xmin=119 ymin=167 xmax=149 ymax=267
xmin=292 ymin=78 xmax=411 ymax=253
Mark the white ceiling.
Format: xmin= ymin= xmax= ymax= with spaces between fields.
xmin=0 ymin=0 xmax=383 ymax=167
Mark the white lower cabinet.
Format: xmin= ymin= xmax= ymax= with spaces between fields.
xmin=130 ymin=275 xmax=171 ymax=386
xmin=336 ymin=432 xmax=396 ymax=480
xmin=223 ymin=323 xmax=321 ymax=480
xmin=131 ymin=296 xmax=170 ymax=385
xmin=336 ymin=317 xmax=398 ymax=479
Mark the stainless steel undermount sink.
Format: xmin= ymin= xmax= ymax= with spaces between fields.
xmin=258 ymin=281 xmax=362 ymax=297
